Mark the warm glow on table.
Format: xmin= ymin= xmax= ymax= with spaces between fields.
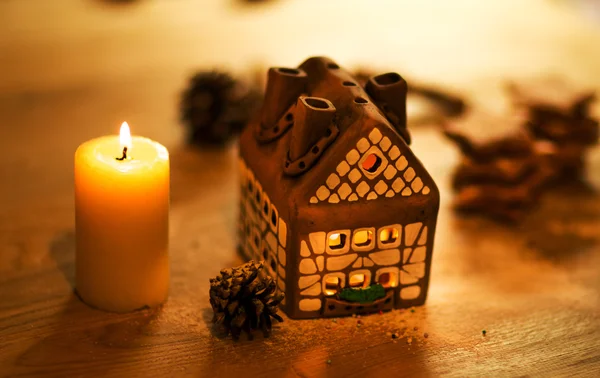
xmin=74 ymin=123 xmax=170 ymax=312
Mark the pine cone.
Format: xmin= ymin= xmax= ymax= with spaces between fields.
xmin=180 ymin=71 xmax=262 ymax=145
xmin=209 ymin=260 xmax=284 ymax=340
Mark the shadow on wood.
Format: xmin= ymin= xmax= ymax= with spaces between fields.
xmin=169 ymin=145 xmax=238 ymax=206
xmin=49 ymin=231 xmax=76 ymax=289
xmin=15 ymin=295 xmax=166 ymax=376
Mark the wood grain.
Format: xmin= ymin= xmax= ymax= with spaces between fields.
xmin=1 ymin=0 xmax=600 ymax=377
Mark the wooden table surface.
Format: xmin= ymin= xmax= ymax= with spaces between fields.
xmin=1 ymin=1 xmax=600 ymax=376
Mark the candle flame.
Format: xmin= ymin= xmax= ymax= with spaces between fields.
xmin=120 ymin=122 xmax=132 ymax=150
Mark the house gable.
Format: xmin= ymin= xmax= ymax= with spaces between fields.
xmin=309 ymin=126 xmax=433 ymax=204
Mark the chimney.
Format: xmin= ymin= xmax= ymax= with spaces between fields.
xmin=289 ymin=96 xmax=336 ymax=161
xmin=261 ymin=67 xmax=308 ymax=129
xmin=365 ymin=72 xmax=411 ymax=144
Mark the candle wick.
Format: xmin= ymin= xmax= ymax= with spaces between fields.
xmin=116 ymin=146 xmax=128 ymax=161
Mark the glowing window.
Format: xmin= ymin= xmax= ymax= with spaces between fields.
xmin=362 ymin=153 xmax=382 ymax=173
xmin=378 ymin=272 xmax=398 ymax=288
xmin=349 ymin=274 xmax=366 ymax=288
xmin=326 ymin=230 xmax=351 ymax=255
xmin=328 ymin=233 xmax=347 ymax=250
xmin=353 ymin=230 xmax=373 ymax=248
xmin=380 ymin=228 xmax=399 ymax=245
xmin=324 ymin=276 xmax=341 ymax=296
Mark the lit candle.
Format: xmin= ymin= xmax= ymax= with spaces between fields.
xmin=74 ymin=122 xmax=170 ymax=312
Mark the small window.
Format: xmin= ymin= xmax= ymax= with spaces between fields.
xmin=324 ymin=276 xmax=341 ymax=296
xmin=326 ymin=230 xmax=351 ymax=255
xmin=247 ymin=180 xmax=254 ymax=194
xmin=353 ymin=230 xmax=373 ymax=248
xmin=271 ymin=207 xmax=278 ymax=227
xmin=349 ymin=274 xmax=366 ymax=288
xmin=328 ymin=233 xmax=347 ymax=250
xmin=261 ymin=195 xmax=272 ymax=223
xmin=262 ymin=247 xmax=268 ymax=261
xmin=378 ymin=272 xmax=398 ymax=288
xmin=380 ymin=228 xmax=399 ymax=245
xmin=362 ymin=153 xmax=382 ymax=173
xmin=270 ymin=259 xmax=277 ymax=272
xmin=255 ymin=189 xmax=261 ymax=205
xmin=348 ymin=270 xmax=371 ymax=289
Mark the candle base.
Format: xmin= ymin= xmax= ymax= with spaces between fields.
xmin=74 ymin=288 xmax=168 ymax=313
xmin=75 ymin=250 xmax=170 ymax=313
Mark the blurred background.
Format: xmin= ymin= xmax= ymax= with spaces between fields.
xmin=3 ymin=0 xmax=600 ymax=115
xmin=1 ymin=0 xmax=599 ymax=124
xmin=1 ymin=0 xmax=600 ymax=221
xmin=1 ymin=3 xmax=600 ymax=375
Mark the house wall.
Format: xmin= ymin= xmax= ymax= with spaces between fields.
xmin=239 ymin=156 xmax=433 ymax=318
xmin=238 ymin=159 xmax=288 ymax=305
xmin=294 ymin=221 xmax=432 ymax=317
xmin=287 ymin=125 xmax=438 ymax=317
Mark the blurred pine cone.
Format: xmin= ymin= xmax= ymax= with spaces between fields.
xmin=180 ymin=71 xmax=262 ymax=145
xmin=209 ymin=260 xmax=284 ymax=340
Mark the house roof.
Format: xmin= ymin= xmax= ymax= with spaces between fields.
xmin=239 ymin=57 xmax=439 ymax=229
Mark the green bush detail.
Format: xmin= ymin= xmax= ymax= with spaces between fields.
xmin=339 ymin=284 xmax=386 ymax=303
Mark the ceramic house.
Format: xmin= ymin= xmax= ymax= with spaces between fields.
xmin=238 ymin=57 xmax=440 ymax=319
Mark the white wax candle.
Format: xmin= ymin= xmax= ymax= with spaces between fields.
xmin=74 ymin=122 xmax=170 ymax=312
